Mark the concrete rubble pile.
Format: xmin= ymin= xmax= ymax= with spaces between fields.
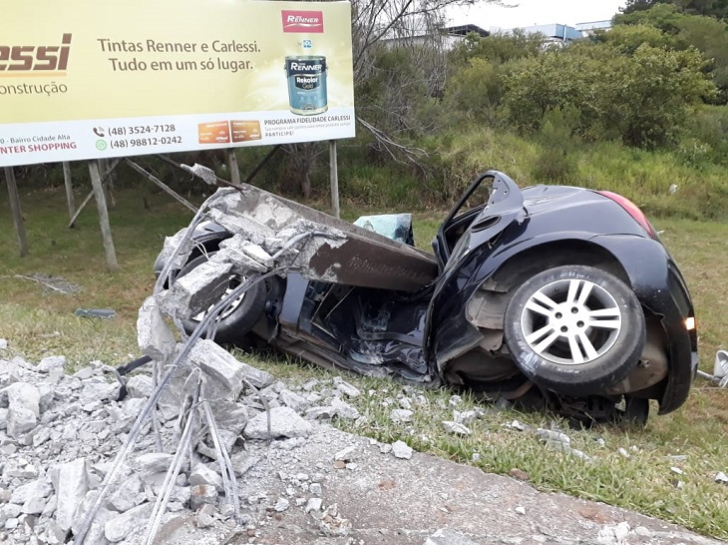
xmin=0 ymin=347 xmax=390 ymax=545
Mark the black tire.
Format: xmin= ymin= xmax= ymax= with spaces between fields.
xmin=177 ymin=252 xmax=267 ymax=344
xmin=504 ymin=265 xmax=645 ymax=396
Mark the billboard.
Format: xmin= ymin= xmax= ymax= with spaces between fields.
xmin=0 ymin=0 xmax=355 ymax=167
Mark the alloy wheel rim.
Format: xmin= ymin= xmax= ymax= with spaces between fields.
xmin=192 ymin=275 xmax=245 ymax=323
xmin=520 ymin=278 xmax=622 ymax=365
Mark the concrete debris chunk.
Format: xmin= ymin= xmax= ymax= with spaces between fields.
xmin=306 ymin=405 xmax=338 ymax=420
xmin=42 ymin=522 xmax=67 ymax=545
xmin=244 ymin=406 xmax=312 ymax=439
xmin=536 ymin=428 xmax=571 ymax=445
xmin=279 ymin=389 xmax=309 ymax=412
xmin=189 ymin=464 xmax=223 ymax=491
xmin=36 ymin=356 xmax=66 ymax=373
xmin=189 ymin=339 xmax=246 ymax=398
xmin=454 ymin=409 xmax=483 ymax=425
xmin=21 ymin=496 xmax=46 ymax=515
xmin=106 ymin=474 xmax=144 ymax=513
xmin=208 ymin=208 xmax=274 ymax=246
xmin=392 ymin=440 xmax=413 ymax=460
xmin=6 ymin=382 xmax=40 ymax=438
xmin=78 ymin=379 xmax=120 ymax=406
xmin=157 ymin=227 xmax=191 ymax=270
xmin=37 ymin=384 xmax=55 ymax=414
xmin=391 ymin=409 xmax=413 ymax=423
xmin=230 ymin=452 xmax=258 ymax=477
xmin=197 ymin=504 xmax=216 ymax=528
xmin=209 ymin=399 xmax=249 ymax=435
xmin=331 ymin=397 xmax=360 ymax=420
xmin=242 ymin=242 xmax=274 ymax=268
xmin=52 ymin=458 xmax=89 ymax=532
xmin=216 ymin=235 xmax=273 ymax=271
xmin=10 ymin=478 xmax=53 ymax=505
xmin=190 ymin=339 xmax=274 ymax=396
xmin=597 ymin=521 xmax=631 ymax=545
xmin=136 ymin=296 xmax=177 ymax=362
xmin=134 ymin=452 xmax=175 ymax=474
xmin=0 ymin=504 xmax=22 ymax=523
xmin=305 ymin=497 xmax=323 ymax=513
xmin=424 ymin=528 xmax=479 ymax=545
xmin=125 ymin=375 xmax=153 ymax=398
xmin=334 ymin=445 xmax=357 ymax=462
xmin=302 ymin=379 xmax=320 ymax=391
xmin=333 ymin=377 xmax=361 ymax=398
xmin=164 ymin=259 xmax=233 ymax=320
xmin=190 ymin=484 xmax=218 ymax=511
xmin=213 ymin=238 xmax=270 ymax=275
xmin=442 ymin=421 xmax=472 ymax=436
xmin=318 ymin=503 xmax=352 ymax=537
xmin=104 ymin=502 xmax=153 ymax=542
xmin=505 ymin=419 xmax=526 ymax=431
xmin=274 ymin=498 xmax=290 ymax=512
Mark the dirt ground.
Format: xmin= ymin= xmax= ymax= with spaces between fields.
xmin=158 ymin=423 xmax=724 ymax=545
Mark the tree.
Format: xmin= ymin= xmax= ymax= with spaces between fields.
xmin=622 ymin=0 xmax=666 ymax=14
xmin=621 ymin=0 xmax=728 ymax=18
xmin=614 ymin=5 xmax=728 ymax=102
xmin=502 ymin=42 xmax=715 ymax=147
xmin=443 ymin=31 xmax=545 ymax=124
xmin=448 ymin=29 xmax=544 ymax=66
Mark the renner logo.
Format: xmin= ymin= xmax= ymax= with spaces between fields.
xmin=281 ymin=11 xmax=324 ymax=33
xmin=0 ymin=34 xmax=72 ymax=75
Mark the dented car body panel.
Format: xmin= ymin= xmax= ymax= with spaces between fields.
xmin=156 ymin=170 xmax=698 ymax=423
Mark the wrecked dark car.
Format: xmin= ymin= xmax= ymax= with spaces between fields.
xmin=154 ymin=169 xmax=698 ymax=426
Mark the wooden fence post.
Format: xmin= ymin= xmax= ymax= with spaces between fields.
xmin=63 ymin=162 xmax=76 ymax=222
xmin=4 ymin=166 xmax=28 ymax=257
xmin=87 ymin=160 xmax=118 ymax=271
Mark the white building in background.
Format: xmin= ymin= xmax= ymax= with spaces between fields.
xmin=492 ymin=19 xmax=613 ymax=44
xmin=575 ymin=20 xmax=613 ymax=36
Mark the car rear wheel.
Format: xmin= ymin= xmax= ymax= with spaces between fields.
xmin=176 ymin=252 xmax=267 ymax=344
xmin=504 ymin=265 xmax=645 ymax=396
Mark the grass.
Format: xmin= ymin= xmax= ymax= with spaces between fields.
xmin=423 ymin=126 xmax=728 ymax=222
xmin=1 ymin=184 xmax=728 ymax=539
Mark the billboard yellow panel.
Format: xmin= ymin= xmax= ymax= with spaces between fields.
xmin=0 ymin=0 xmax=355 ymax=167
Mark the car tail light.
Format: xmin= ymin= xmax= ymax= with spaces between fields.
xmin=597 ymin=191 xmax=657 ymax=238
xmin=685 ymin=316 xmax=696 ymax=331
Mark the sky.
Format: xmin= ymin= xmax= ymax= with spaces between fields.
xmin=448 ymin=0 xmax=628 ymax=30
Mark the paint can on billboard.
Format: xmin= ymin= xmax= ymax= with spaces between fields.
xmin=284 ymin=56 xmax=327 ymax=116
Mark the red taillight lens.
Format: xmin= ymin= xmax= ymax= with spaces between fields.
xmin=597 ymin=191 xmax=656 ymax=238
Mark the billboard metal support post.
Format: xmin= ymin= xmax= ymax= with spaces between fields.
xmin=4 ymin=166 xmax=28 ymax=257
xmin=228 ymin=149 xmax=241 ymax=186
xmin=63 ymin=162 xmax=76 ymax=222
xmin=87 ymin=160 xmax=118 ymax=271
xmin=124 ymin=159 xmax=198 ymax=213
xmin=329 ymin=140 xmax=339 ymax=219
